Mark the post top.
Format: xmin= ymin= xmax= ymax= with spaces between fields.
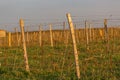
xmin=20 ymin=18 xmax=24 ymax=27
xmin=66 ymin=13 xmax=71 ymax=16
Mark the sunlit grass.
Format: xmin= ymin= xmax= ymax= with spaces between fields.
xmin=0 ymin=41 xmax=120 ymax=80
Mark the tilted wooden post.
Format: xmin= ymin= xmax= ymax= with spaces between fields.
xmin=49 ymin=24 xmax=53 ymax=47
xmin=39 ymin=25 xmax=42 ymax=47
xmin=104 ymin=19 xmax=109 ymax=53
xmin=66 ymin=13 xmax=80 ymax=79
xmin=8 ymin=32 xmax=11 ymax=47
xmin=19 ymin=19 xmax=30 ymax=72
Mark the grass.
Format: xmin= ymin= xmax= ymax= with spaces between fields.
xmin=0 ymin=40 xmax=120 ymax=80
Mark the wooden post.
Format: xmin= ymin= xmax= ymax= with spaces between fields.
xmin=49 ymin=24 xmax=53 ymax=47
xmin=85 ymin=20 xmax=89 ymax=50
xmin=63 ymin=22 xmax=66 ymax=32
xmin=66 ymin=31 xmax=69 ymax=47
xmin=33 ymin=32 xmax=36 ymax=45
xmin=26 ymin=27 xmax=29 ymax=45
xmin=74 ymin=24 xmax=77 ymax=43
xmin=89 ymin=23 xmax=92 ymax=42
xmin=99 ymin=29 xmax=104 ymax=40
xmin=104 ymin=19 xmax=108 ymax=39
xmin=92 ymin=28 xmax=95 ymax=41
xmin=66 ymin=13 xmax=80 ymax=79
xmin=18 ymin=34 xmax=21 ymax=46
xmin=8 ymin=32 xmax=11 ymax=47
xmin=15 ymin=28 xmax=19 ymax=46
xmin=112 ymin=27 xmax=115 ymax=53
xmin=104 ymin=19 xmax=109 ymax=53
xmin=63 ymin=22 xmax=66 ymax=45
xmin=19 ymin=19 xmax=30 ymax=72
xmin=39 ymin=25 xmax=42 ymax=47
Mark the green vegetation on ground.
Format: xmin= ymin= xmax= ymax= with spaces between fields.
xmin=0 ymin=41 xmax=120 ymax=80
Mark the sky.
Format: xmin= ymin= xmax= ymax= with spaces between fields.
xmin=0 ymin=0 xmax=120 ymax=30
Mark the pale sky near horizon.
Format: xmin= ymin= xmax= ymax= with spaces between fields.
xmin=0 ymin=0 xmax=120 ymax=27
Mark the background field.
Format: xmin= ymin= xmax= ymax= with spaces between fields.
xmin=0 ymin=18 xmax=120 ymax=80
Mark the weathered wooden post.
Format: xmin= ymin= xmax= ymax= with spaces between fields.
xmin=104 ymin=19 xmax=108 ymax=39
xmin=66 ymin=13 xmax=80 ymax=79
xmin=92 ymin=27 xmax=95 ymax=41
xmin=112 ymin=27 xmax=115 ymax=53
xmin=49 ymin=24 xmax=53 ymax=47
xmin=89 ymin=23 xmax=92 ymax=42
xmin=63 ymin=22 xmax=66 ymax=45
xmin=19 ymin=19 xmax=30 ymax=72
xmin=74 ymin=24 xmax=78 ymax=43
xmin=99 ymin=29 xmax=104 ymax=40
xmin=104 ymin=19 xmax=109 ymax=53
xmin=85 ymin=20 xmax=89 ymax=50
xmin=15 ymin=28 xmax=19 ymax=46
xmin=26 ymin=26 xmax=29 ymax=45
xmin=63 ymin=22 xmax=66 ymax=32
xmin=39 ymin=25 xmax=42 ymax=47
xmin=8 ymin=32 xmax=11 ymax=47
xmin=63 ymin=22 xmax=69 ymax=47
xmin=0 ymin=30 xmax=6 ymax=46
